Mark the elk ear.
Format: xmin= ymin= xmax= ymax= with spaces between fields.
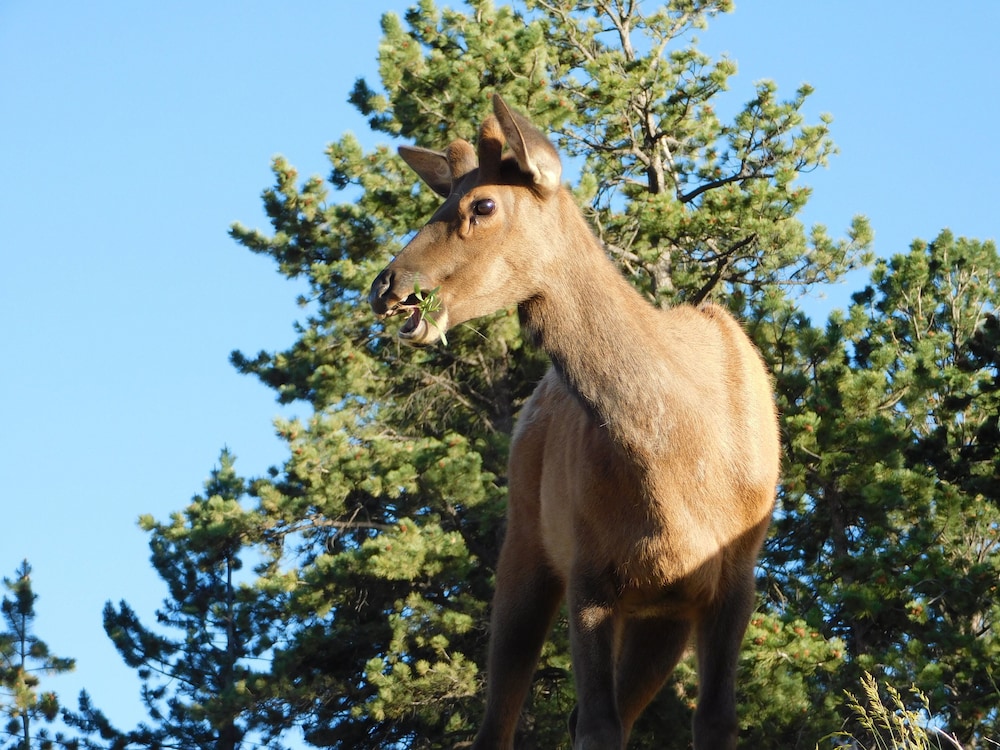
xmin=477 ymin=115 xmax=505 ymax=182
xmin=446 ymin=139 xmax=478 ymax=184
xmin=398 ymin=145 xmax=453 ymax=198
xmin=492 ymin=94 xmax=561 ymax=196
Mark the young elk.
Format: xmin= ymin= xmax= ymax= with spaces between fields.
xmin=369 ymin=95 xmax=779 ymax=750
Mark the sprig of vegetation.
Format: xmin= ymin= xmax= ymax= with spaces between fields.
xmin=413 ymin=280 xmax=447 ymax=346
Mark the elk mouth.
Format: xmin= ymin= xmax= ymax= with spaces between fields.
xmin=399 ymin=302 xmax=426 ymax=339
xmin=384 ymin=293 xmax=445 ymax=346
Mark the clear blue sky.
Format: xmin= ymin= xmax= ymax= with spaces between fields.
xmin=2 ymin=0 xmax=997 ymax=741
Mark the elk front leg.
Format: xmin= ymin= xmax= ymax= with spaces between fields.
xmin=471 ymin=531 xmax=563 ymax=750
xmin=567 ymin=569 xmax=622 ymax=750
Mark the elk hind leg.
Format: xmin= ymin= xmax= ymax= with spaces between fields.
xmin=614 ymin=614 xmax=692 ymax=741
xmin=692 ymin=572 xmax=757 ymax=750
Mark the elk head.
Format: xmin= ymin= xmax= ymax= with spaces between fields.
xmin=369 ymin=95 xmax=563 ymax=345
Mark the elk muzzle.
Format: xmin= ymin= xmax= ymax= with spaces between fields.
xmin=369 ymin=267 xmax=397 ymax=317
xmin=369 ymin=265 xmax=447 ymax=346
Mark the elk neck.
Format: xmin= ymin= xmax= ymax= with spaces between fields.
xmin=518 ymin=195 xmax=694 ymax=461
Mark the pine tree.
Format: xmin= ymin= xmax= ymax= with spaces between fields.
xmin=226 ymin=2 xmax=870 ymax=747
xmin=0 ymin=561 xmax=76 ymax=750
xmin=774 ymin=232 xmax=1000 ymax=744
xmin=66 ymin=451 xmax=293 ymax=750
xmin=852 ymin=233 xmax=1000 ymax=741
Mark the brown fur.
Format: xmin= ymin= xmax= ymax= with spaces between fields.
xmin=369 ymin=95 xmax=780 ymax=750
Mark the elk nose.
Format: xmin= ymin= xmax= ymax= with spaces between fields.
xmin=369 ymin=268 xmax=395 ymax=315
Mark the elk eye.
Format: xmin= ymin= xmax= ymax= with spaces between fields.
xmin=473 ymin=198 xmax=496 ymax=217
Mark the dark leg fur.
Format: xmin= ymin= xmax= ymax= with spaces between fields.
xmin=566 ymin=570 xmax=623 ymax=750
xmin=615 ymin=615 xmax=692 ymax=740
xmin=471 ymin=537 xmax=564 ymax=750
xmin=692 ymin=574 xmax=757 ymax=750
